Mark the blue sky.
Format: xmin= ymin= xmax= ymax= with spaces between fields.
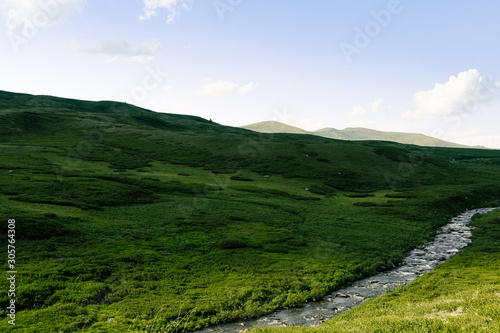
xmin=1 ymin=0 xmax=500 ymax=147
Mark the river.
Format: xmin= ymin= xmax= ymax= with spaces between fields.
xmin=195 ymin=207 xmax=497 ymax=333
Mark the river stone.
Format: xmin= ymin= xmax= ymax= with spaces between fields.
xmin=438 ymin=227 xmax=450 ymax=234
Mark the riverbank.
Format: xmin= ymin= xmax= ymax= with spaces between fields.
xmin=196 ymin=208 xmax=497 ymax=333
xmin=251 ymin=208 xmax=500 ymax=333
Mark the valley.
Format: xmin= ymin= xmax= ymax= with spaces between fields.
xmin=1 ymin=91 xmax=500 ymax=332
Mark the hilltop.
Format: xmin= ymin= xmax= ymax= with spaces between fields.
xmin=241 ymin=121 xmax=311 ymax=135
xmin=242 ymin=120 xmax=477 ymax=148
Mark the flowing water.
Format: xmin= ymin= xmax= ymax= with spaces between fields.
xmin=196 ymin=208 xmax=497 ymax=333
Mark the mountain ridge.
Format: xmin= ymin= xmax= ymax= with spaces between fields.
xmin=242 ymin=120 xmax=481 ymax=149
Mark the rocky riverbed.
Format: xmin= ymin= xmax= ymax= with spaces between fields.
xmin=196 ymin=208 xmax=498 ymax=333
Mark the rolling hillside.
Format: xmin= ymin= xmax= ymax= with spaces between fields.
xmin=241 ymin=121 xmax=311 ymax=135
xmin=1 ymin=90 xmax=500 ymax=332
xmin=242 ymin=121 xmax=476 ymax=148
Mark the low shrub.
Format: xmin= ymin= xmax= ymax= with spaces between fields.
xmin=353 ymin=202 xmax=377 ymax=207
xmin=230 ymin=175 xmax=254 ymax=182
xmin=218 ymin=239 xmax=248 ymax=249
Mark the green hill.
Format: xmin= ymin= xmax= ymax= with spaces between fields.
xmin=241 ymin=121 xmax=312 ymax=135
xmin=1 ymin=90 xmax=500 ymax=332
xmin=242 ymin=121 xmax=476 ymax=148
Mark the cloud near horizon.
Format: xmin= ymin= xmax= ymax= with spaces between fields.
xmin=405 ymin=69 xmax=500 ymax=119
xmin=73 ymin=38 xmax=162 ymax=63
xmin=370 ymin=98 xmax=384 ymax=114
xmin=199 ymin=80 xmax=257 ymax=96
xmin=348 ymin=105 xmax=366 ymax=117
xmin=139 ymin=0 xmax=193 ymax=24
xmin=349 ymin=98 xmax=385 ymax=117
xmin=0 ymin=0 xmax=86 ymax=34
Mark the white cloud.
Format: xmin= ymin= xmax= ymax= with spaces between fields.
xmin=139 ymin=0 xmax=193 ymax=24
xmin=73 ymin=38 xmax=162 ymax=63
xmin=349 ymin=98 xmax=386 ymax=117
xmin=0 ymin=0 xmax=86 ymax=34
xmin=238 ymin=82 xmax=258 ymax=96
xmin=199 ymin=80 xmax=257 ymax=97
xmin=369 ymin=97 xmax=384 ymax=114
xmin=200 ymin=80 xmax=238 ymax=96
xmin=349 ymin=105 xmax=366 ymax=117
xmin=406 ymin=69 xmax=500 ymax=119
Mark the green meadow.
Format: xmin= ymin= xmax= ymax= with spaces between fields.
xmin=1 ymin=90 xmax=500 ymax=332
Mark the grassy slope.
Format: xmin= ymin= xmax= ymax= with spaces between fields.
xmin=315 ymin=127 xmax=474 ymax=148
xmin=0 ymin=90 xmax=499 ymax=332
xmin=241 ymin=121 xmax=310 ymax=135
xmin=253 ymin=209 xmax=500 ymax=333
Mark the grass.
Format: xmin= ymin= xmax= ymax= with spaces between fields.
xmin=0 ymin=90 xmax=500 ymax=332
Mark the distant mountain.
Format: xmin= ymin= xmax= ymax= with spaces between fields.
xmin=241 ymin=121 xmax=311 ymax=135
xmin=313 ymin=127 xmax=476 ymax=148
xmin=242 ymin=121 xmax=477 ymax=148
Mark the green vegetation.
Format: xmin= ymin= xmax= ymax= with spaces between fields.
xmin=252 ymin=209 xmax=500 ymax=333
xmin=0 ymin=90 xmax=500 ymax=332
